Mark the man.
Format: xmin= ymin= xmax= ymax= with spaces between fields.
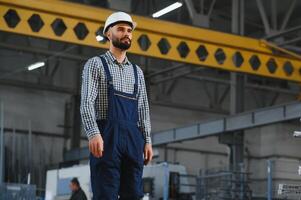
xmin=69 ymin=177 xmax=87 ymax=200
xmin=80 ymin=11 xmax=153 ymax=200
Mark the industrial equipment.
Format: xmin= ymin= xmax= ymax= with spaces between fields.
xmin=45 ymin=162 xmax=194 ymax=200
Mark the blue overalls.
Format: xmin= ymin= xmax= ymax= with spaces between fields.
xmin=89 ymin=56 xmax=145 ymax=200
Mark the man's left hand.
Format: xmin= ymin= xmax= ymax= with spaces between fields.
xmin=143 ymin=143 xmax=153 ymax=165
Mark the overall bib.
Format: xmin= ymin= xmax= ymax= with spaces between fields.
xmin=89 ymin=56 xmax=145 ymax=200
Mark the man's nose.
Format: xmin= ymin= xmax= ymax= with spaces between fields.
xmin=124 ymin=31 xmax=130 ymax=37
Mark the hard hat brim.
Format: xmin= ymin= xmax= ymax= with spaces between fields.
xmin=103 ymin=21 xmax=137 ymax=35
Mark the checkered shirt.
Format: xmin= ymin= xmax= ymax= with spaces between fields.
xmin=80 ymin=51 xmax=151 ymax=144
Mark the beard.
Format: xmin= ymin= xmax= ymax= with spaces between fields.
xmin=112 ymin=34 xmax=132 ymax=50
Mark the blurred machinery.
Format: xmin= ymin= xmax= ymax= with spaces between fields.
xmin=0 ymin=183 xmax=36 ymax=200
xmin=45 ymin=162 xmax=194 ymax=200
xmin=142 ymin=162 xmax=195 ymax=200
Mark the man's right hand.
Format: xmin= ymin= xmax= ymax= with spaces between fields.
xmin=89 ymin=134 xmax=104 ymax=158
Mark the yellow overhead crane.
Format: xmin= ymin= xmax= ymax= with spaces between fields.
xmin=0 ymin=0 xmax=301 ymax=82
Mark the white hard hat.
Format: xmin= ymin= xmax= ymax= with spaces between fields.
xmin=103 ymin=12 xmax=137 ymax=35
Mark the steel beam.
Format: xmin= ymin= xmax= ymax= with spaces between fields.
xmin=0 ymin=42 xmax=88 ymax=61
xmin=0 ymin=0 xmax=301 ymax=82
xmin=151 ymin=67 xmax=202 ymax=84
xmin=187 ymin=75 xmax=300 ymax=95
xmin=146 ymin=63 xmax=186 ymax=78
xmin=247 ymin=83 xmax=299 ymax=95
xmin=63 ymin=101 xmax=301 ymax=161
xmin=3 ymin=126 xmax=87 ymax=140
xmin=278 ymin=36 xmax=301 ymax=46
xmin=256 ymin=0 xmax=271 ymax=34
xmin=152 ymin=101 xmax=301 ymax=146
xmin=280 ymin=0 xmax=297 ymax=30
xmin=164 ymin=146 xmax=227 ymax=157
xmin=265 ymin=25 xmax=301 ymax=40
xmin=271 ymin=0 xmax=277 ymax=31
xmin=0 ymin=79 xmax=76 ymax=94
xmin=0 ymin=101 xmax=4 ymax=183
xmin=230 ymin=0 xmax=245 ymax=167
xmin=267 ymin=160 xmax=273 ymax=200
xmin=208 ymin=0 xmax=217 ymax=17
xmin=151 ymin=100 xmax=229 ymax=114
xmin=188 ymin=74 xmax=301 ymax=96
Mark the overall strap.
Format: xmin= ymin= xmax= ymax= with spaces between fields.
xmin=99 ymin=56 xmax=113 ymax=86
xmin=132 ymin=64 xmax=138 ymax=95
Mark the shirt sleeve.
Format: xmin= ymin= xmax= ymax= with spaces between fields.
xmin=80 ymin=57 xmax=101 ymax=140
xmin=137 ymin=66 xmax=152 ymax=144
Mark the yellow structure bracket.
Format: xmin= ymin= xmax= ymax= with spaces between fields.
xmin=260 ymin=39 xmax=301 ymax=61
xmin=1 ymin=0 xmax=301 ymax=82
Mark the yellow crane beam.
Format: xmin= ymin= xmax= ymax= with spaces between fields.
xmin=0 ymin=0 xmax=301 ymax=82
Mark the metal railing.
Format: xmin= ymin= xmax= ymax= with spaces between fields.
xmin=196 ymin=165 xmax=252 ymax=200
xmin=0 ymin=183 xmax=36 ymax=200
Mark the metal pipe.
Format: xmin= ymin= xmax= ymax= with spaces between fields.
xmin=267 ymin=160 xmax=273 ymax=200
xmin=0 ymin=100 xmax=4 ymax=183
xmin=151 ymin=68 xmax=202 ymax=84
xmin=151 ymin=100 xmax=229 ymax=114
xmin=256 ymin=0 xmax=271 ymax=35
xmin=3 ymin=127 xmax=68 ymax=138
xmin=164 ymin=146 xmax=228 ymax=156
xmin=265 ymin=25 xmax=301 ymax=40
xmin=0 ymin=42 xmax=88 ymax=61
xmin=0 ymin=79 xmax=76 ymax=94
xmin=12 ymin=127 xmax=15 ymax=181
xmin=280 ymin=0 xmax=297 ymax=30
xmin=27 ymin=120 xmax=32 ymax=184
xmin=187 ymin=75 xmax=300 ymax=95
xmin=278 ymin=36 xmax=301 ymax=46
xmin=146 ymin=63 xmax=186 ymax=78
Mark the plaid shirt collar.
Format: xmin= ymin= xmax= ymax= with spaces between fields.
xmin=105 ymin=51 xmax=131 ymax=66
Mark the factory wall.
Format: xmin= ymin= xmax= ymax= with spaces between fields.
xmin=245 ymin=123 xmax=301 ymax=197
xmin=0 ymin=84 xmax=70 ymax=187
xmin=1 ymin=47 xmax=300 ymax=196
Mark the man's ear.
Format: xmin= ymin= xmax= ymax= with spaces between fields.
xmin=106 ymin=28 xmax=111 ymax=41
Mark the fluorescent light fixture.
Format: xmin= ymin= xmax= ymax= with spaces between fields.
xmin=152 ymin=2 xmax=183 ymax=18
xmin=96 ymin=35 xmax=105 ymax=42
xmin=27 ymin=62 xmax=45 ymax=71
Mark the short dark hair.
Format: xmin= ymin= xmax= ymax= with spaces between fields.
xmin=71 ymin=177 xmax=80 ymax=186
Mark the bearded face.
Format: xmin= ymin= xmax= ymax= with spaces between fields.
xmin=107 ymin=23 xmax=133 ymax=50
xmin=111 ymin=33 xmax=132 ymax=50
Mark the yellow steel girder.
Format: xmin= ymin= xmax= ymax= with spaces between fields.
xmin=0 ymin=0 xmax=301 ymax=82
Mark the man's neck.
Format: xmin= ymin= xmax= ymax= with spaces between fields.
xmin=109 ymin=47 xmax=126 ymax=64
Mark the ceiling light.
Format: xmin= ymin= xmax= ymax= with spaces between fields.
xmin=152 ymin=2 xmax=183 ymax=18
xmin=96 ymin=35 xmax=105 ymax=42
xmin=27 ymin=62 xmax=45 ymax=71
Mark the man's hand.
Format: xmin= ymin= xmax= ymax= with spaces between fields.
xmin=89 ymin=134 xmax=104 ymax=158
xmin=143 ymin=143 xmax=153 ymax=165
